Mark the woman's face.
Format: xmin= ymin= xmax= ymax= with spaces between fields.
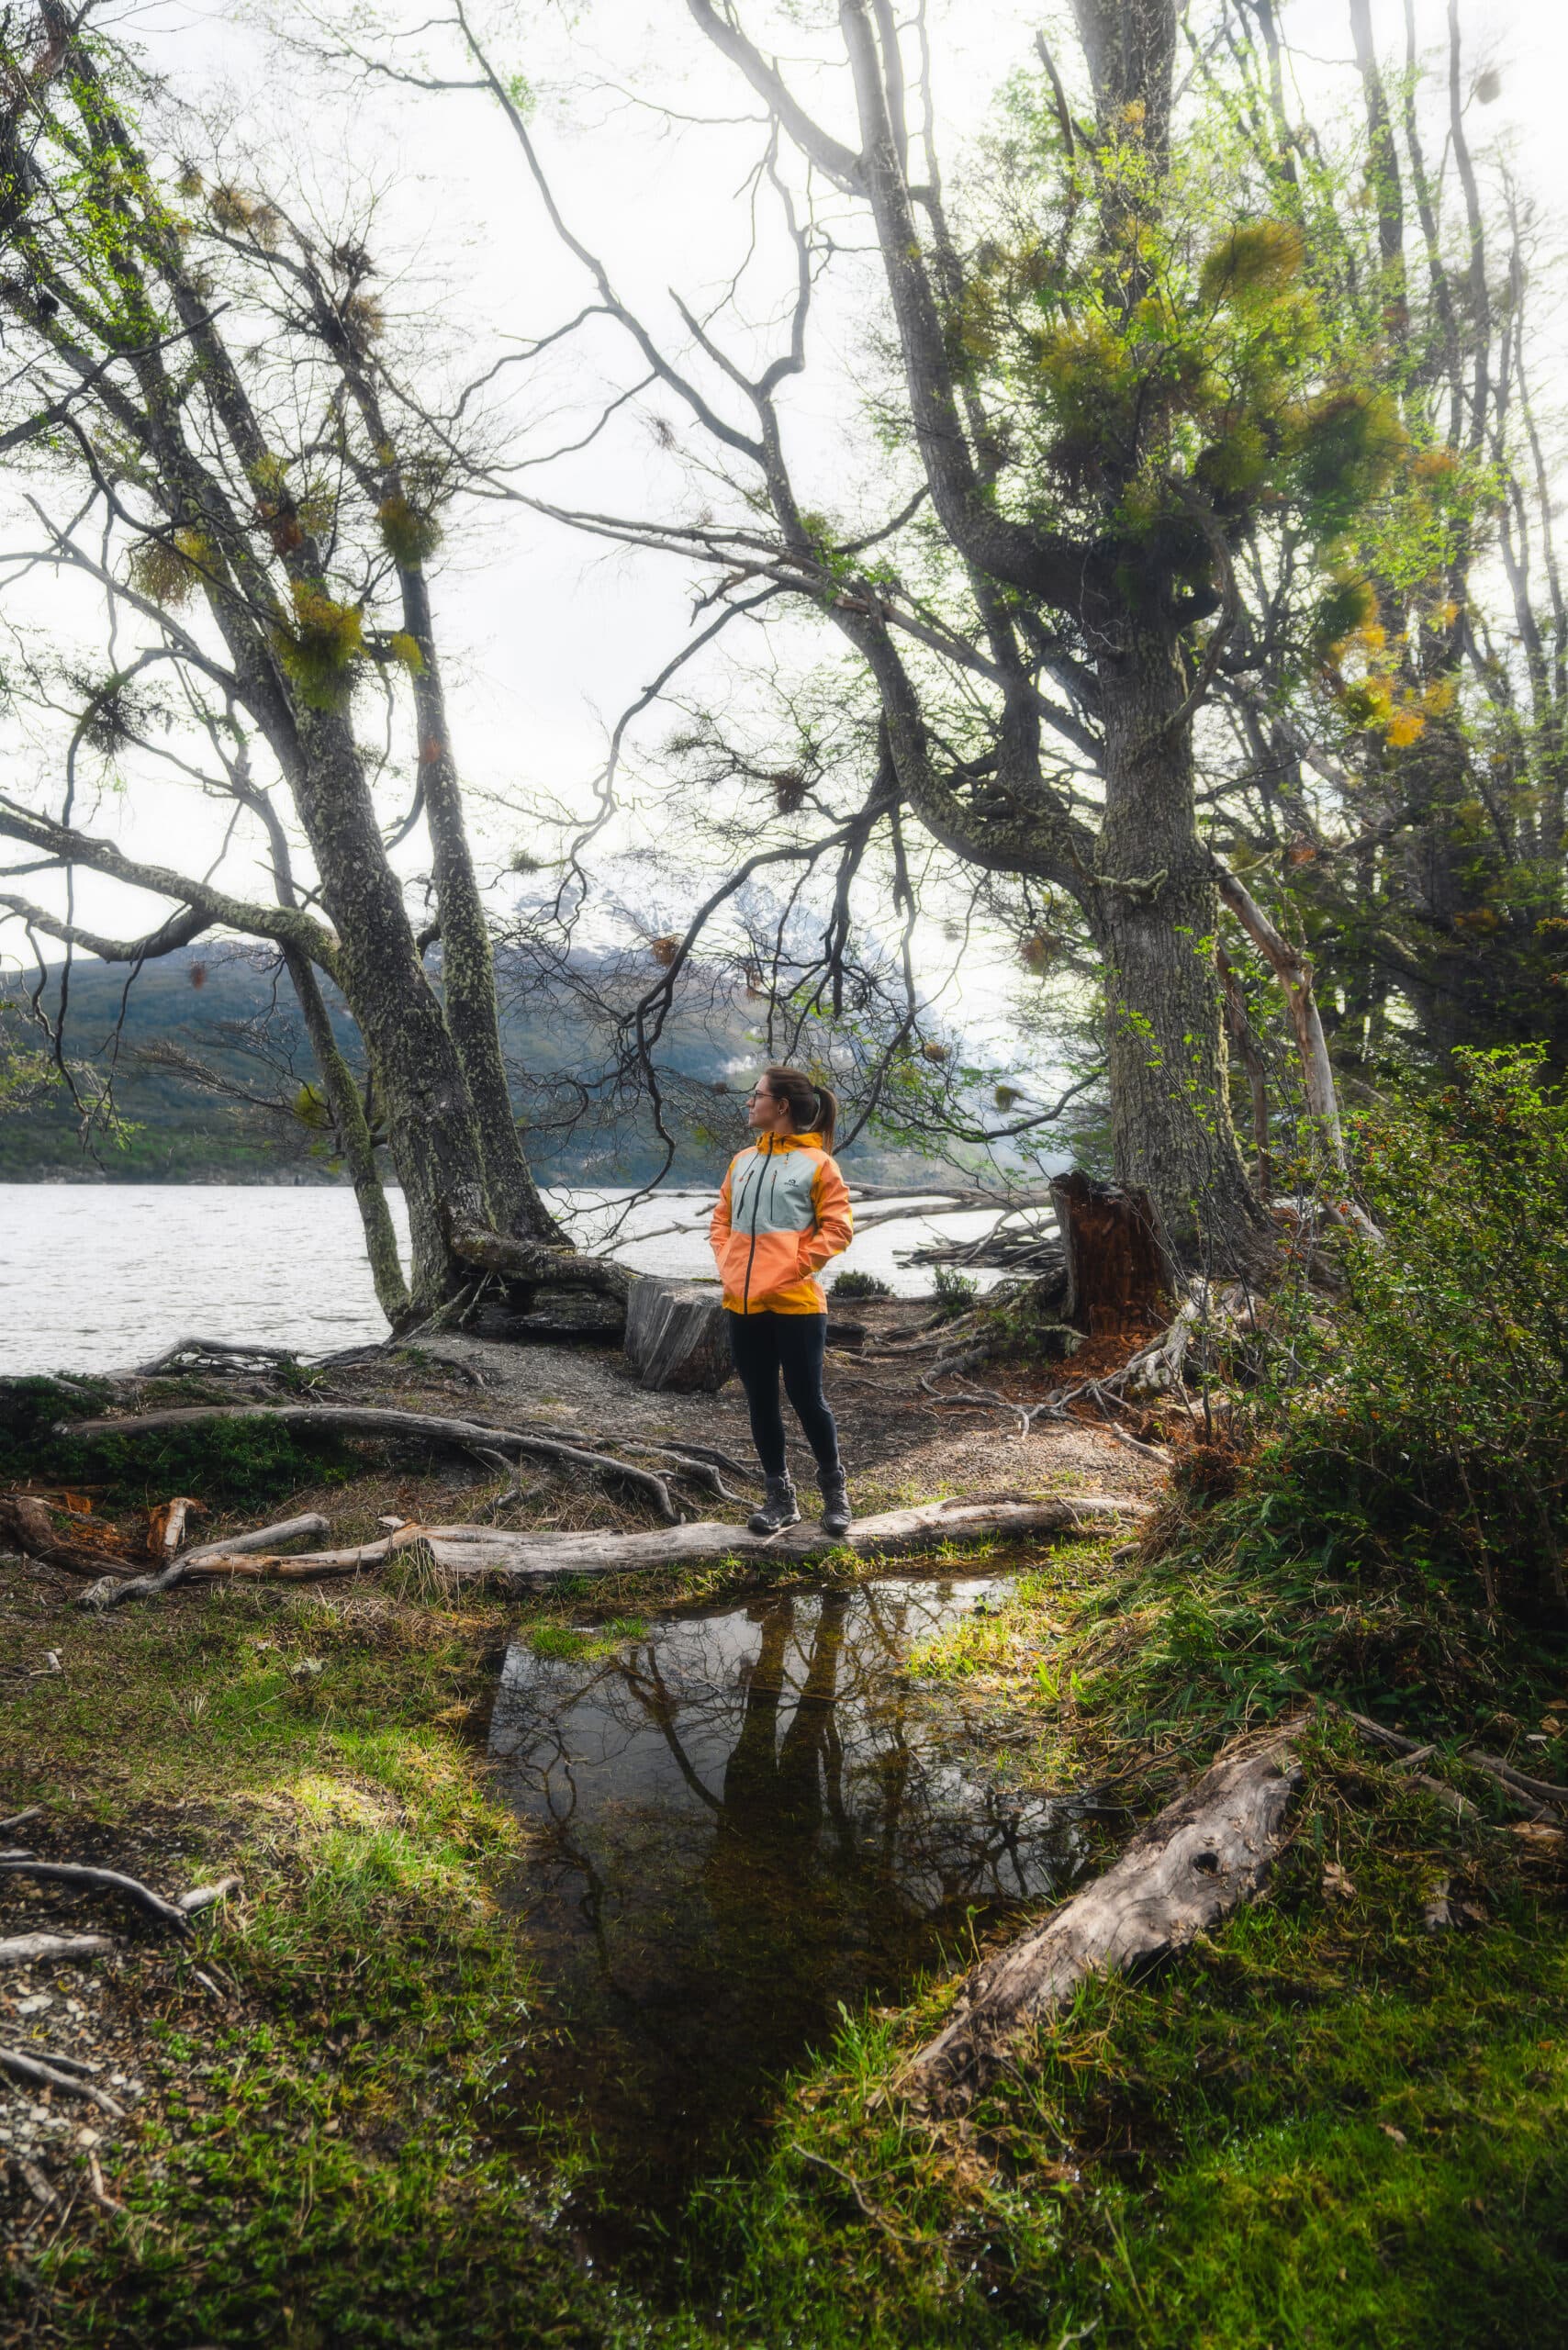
xmin=745 ymin=1076 xmax=791 ymax=1136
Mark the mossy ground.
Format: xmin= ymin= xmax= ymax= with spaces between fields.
xmin=3 ymin=1406 xmax=1566 ymax=2348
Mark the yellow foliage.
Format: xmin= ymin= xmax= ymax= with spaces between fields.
xmin=1386 ymin=707 xmax=1427 ymax=748
xmin=1200 ymin=218 xmax=1305 ymax=306
xmin=274 ymin=582 xmax=365 ymax=711
xmin=388 ymin=632 xmax=425 ymax=674
xmin=375 ymin=495 xmax=442 ymax=570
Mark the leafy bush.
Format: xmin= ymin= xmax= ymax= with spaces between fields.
xmin=1254 ymin=1048 xmax=1568 ymax=1619
xmin=829 ymin=1269 xmax=892 ymax=1302
xmin=933 ymin=1265 xmax=979 ymax=1320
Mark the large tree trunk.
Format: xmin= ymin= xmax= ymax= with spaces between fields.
xmin=1092 ymin=631 xmax=1270 ymax=1270
xmin=401 ymin=566 xmax=564 ymax=1246
xmin=287 ymin=714 xmax=499 ymax=1315
xmin=281 ymin=945 xmax=410 ymax=1325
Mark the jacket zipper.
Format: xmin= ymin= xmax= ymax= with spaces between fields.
xmin=741 ymin=1135 xmax=771 ymax=1312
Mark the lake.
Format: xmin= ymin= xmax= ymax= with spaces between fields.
xmin=0 ymin=1184 xmax=1004 ymax=1374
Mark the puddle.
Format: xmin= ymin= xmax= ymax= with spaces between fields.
xmin=487 ymin=1572 xmax=1093 ymax=2241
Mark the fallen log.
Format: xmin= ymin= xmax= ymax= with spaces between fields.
xmin=379 ymin=1493 xmax=1148 ymax=1587
xmin=901 ymin=1735 xmax=1301 ymax=2108
xmin=0 ymin=1932 xmax=117 ymax=1965
xmin=53 ymin=1405 xmax=678 ymax=1526
xmin=446 ymin=1225 xmax=634 ymax=1306
xmin=182 ymin=1537 xmax=398 ymax=1579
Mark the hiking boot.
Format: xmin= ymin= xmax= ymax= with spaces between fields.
xmin=818 ymin=1464 xmax=852 ymax=1539
xmin=748 ymin=1475 xmax=801 ymax=1537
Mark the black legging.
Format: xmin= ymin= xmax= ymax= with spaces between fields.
xmin=726 ymin=1310 xmax=839 ymax=1479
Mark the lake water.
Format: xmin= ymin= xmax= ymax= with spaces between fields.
xmin=0 ymin=1184 xmax=1005 ymax=1374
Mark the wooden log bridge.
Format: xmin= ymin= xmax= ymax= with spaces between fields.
xmin=179 ymin=1494 xmax=1148 ymax=1589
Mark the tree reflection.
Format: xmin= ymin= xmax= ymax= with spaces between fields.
xmin=487 ymin=1575 xmax=1083 ymax=2216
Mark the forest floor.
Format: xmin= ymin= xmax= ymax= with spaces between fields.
xmin=1 ymin=1316 xmax=1565 ymax=2347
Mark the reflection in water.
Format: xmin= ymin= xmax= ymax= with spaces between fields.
xmin=487 ymin=1573 xmax=1088 ymax=2226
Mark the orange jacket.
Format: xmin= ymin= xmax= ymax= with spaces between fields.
xmin=710 ymin=1130 xmax=854 ymax=1314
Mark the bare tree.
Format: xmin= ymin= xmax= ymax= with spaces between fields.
xmin=0 ymin=4 xmax=633 ymax=1322
xmin=314 ymin=0 xmax=1437 ymax=1265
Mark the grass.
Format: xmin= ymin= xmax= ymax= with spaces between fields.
xmin=5 ymin=1398 xmax=1566 ymax=2347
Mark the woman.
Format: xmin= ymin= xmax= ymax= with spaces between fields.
xmin=710 ymin=1065 xmax=855 ymax=1537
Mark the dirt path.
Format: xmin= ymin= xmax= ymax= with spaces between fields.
xmin=414 ymin=1306 xmax=1165 ymax=1512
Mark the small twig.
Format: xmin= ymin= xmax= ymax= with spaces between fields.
xmin=176 ymin=1875 xmax=241 ymax=1916
xmin=1461 ymin=1750 xmax=1568 ymax=1813
xmin=791 ymin=2145 xmax=931 ymax=2249
xmin=0 ymin=2045 xmax=126 ymax=2118
xmin=0 ymin=1809 xmax=42 ymax=1834
xmin=23 ymin=2043 xmax=100 ymax=2077
xmin=85 ymin=2149 xmax=125 ymax=2215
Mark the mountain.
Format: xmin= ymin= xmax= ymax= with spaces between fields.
xmin=0 ymin=946 xmax=940 ymax=1189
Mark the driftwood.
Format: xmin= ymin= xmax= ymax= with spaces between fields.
xmin=902 ymin=1736 xmax=1301 ymax=2107
xmin=0 ymin=1931 xmax=117 ymax=1965
xmin=0 ymin=2044 xmax=126 ymax=2119
xmin=177 ymin=1494 xmax=1145 ymax=1586
xmin=182 ymin=1536 xmax=400 ymax=1579
xmin=1051 ymin=1170 xmax=1173 ymax=1336
xmin=624 ymin=1279 xmax=734 ymax=1393
xmin=77 ymin=1513 xmax=332 ymax=1611
xmin=135 ymin=1336 xmax=301 ymax=1377
xmin=373 ymin=1493 xmax=1148 ymax=1587
xmin=54 ymin=1404 xmax=679 ymax=1526
xmin=0 ymin=1859 xmax=192 ymax=1935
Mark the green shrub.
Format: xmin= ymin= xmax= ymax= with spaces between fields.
xmin=933 ymin=1265 xmax=979 ymax=1320
xmin=829 ymin=1269 xmax=892 ymax=1302
xmin=1254 ymin=1047 xmax=1568 ymax=1620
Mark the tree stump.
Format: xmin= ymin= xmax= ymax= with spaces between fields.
xmin=623 ymin=1280 xmax=734 ymax=1393
xmin=1049 ymin=1169 xmax=1173 ymax=1335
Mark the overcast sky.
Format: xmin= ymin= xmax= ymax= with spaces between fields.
xmin=2 ymin=0 xmax=1562 ymax=1015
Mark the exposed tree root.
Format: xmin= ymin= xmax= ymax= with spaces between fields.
xmin=0 ymin=2044 xmax=126 ymax=2119
xmin=52 ymin=1404 xmax=680 ymax=1526
xmin=0 ymin=1859 xmax=192 ymax=1936
xmin=900 ymin=1733 xmax=1302 ymax=2109
xmin=0 ymin=1933 xmax=117 ymax=1966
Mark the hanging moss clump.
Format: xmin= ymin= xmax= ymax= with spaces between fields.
xmin=128 ymin=526 xmax=212 ymax=609
xmin=375 ymin=495 xmax=442 ymax=569
xmin=274 ymin=582 xmax=365 ymax=711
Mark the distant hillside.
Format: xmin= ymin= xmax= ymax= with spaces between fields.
xmin=0 ymin=946 xmax=946 ymax=1189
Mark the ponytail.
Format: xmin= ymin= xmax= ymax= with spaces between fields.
xmin=762 ymin=1063 xmax=837 ymax=1154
